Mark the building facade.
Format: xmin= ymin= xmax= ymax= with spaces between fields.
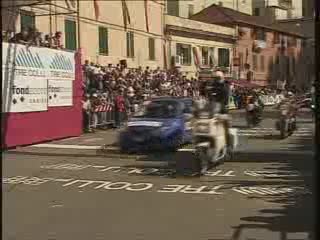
xmin=251 ymin=0 xmax=315 ymax=89
xmin=191 ymin=4 xmax=304 ymax=87
xmin=164 ymin=0 xmax=252 ymax=78
xmin=1 ymin=0 xmax=165 ymax=69
xmin=166 ymin=0 xmax=252 ymax=18
xmin=165 ymin=15 xmax=236 ymax=78
xmin=252 ymin=0 xmax=303 ymax=20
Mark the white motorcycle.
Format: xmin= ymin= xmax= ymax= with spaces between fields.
xmin=192 ymin=113 xmax=238 ymax=175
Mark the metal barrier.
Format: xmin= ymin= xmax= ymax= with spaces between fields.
xmin=89 ymin=103 xmax=115 ymax=129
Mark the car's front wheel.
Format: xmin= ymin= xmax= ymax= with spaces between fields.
xmin=167 ymin=133 xmax=184 ymax=151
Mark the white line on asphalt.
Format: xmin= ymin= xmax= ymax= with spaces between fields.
xmin=56 ymin=137 xmax=80 ymax=142
xmin=31 ymin=144 xmax=102 ymax=150
xmin=29 ymin=144 xmax=314 ymax=155
xmin=92 ymin=165 xmax=107 ymax=168
xmin=53 ymin=179 xmax=74 ymax=182
xmin=83 ymin=138 xmax=104 ymax=142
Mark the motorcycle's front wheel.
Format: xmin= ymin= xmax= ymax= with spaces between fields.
xmin=195 ymin=146 xmax=210 ymax=175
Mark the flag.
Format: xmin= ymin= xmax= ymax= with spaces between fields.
xmin=144 ymin=0 xmax=149 ymax=32
xmin=121 ymin=0 xmax=131 ymax=30
xmin=93 ymin=0 xmax=100 ymax=20
xmin=192 ymin=47 xmax=200 ymax=67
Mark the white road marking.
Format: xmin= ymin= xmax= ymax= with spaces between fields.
xmin=57 ymin=137 xmax=80 ymax=142
xmin=53 ymin=179 xmax=74 ymax=182
xmin=92 ymin=165 xmax=107 ymax=168
xmin=82 ymin=138 xmax=104 ymax=142
xmin=3 ymin=176 xmax=311 ymax=196
xmin=31 ymin=144 xmax=102 ymax=150
xmin=232 ymin=187 xmax=295 ymax=196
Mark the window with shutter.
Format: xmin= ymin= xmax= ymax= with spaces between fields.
xmin=167 ymin=0 xmax=179 ymax=16
xmin=65 ymin=20 xmax=77 ymax=50
xmin=20 ymin=11 xmax=35 ymax=31
xmin=253 ymin=54 xmax=258 ymax=71
xmin=218 ymin=48 xmax=230 ymax=67
xmin=260 ymin=55 xmax=265 ymax=72
xmin=176 ymin=43 xmax=191 ymax=65
xmin=209 ymin=47 xmax=215 ymax=65
xmin=254 ymin=8 xmax=260 ymax=16
xmin=274 ymin=32 xmax=280 ymax=44
xmin=99 ymin=27 xmax=108 ymax=55
xmin=188 ymin=4 xmax=194 ymax=18
xmin=126 ymin=31 xmax=134 ymax=58
xmin=149 ymin=38 xmax=155 ymax=60
xmin=201 ymin=47 xmax=209 ymax=65
xmin=239 ymin=52 xmax=244 ymax=70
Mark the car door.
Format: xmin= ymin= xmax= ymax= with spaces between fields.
xmin=182 ymin=100 xmax=193 ymax=142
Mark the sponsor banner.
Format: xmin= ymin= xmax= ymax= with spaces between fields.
xmin=2 ymin=42 xmax=75 ymax=112
xmin=2 ymin=42 xmax=75 ymax=79
xmin=260 ymin=95 xmax=276 ymax=106
xmin=48 ymin=80 xmax=73 ymax=107
xmin=1 ymin=75 xmax=48 ymax=113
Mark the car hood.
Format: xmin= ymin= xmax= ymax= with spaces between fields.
xmin=128 ymin=118 xmax=179 ymax=128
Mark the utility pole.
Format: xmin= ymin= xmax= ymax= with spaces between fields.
xmin=76 ymin=0 xmax=81 ymax=49
xmin=315 ymin=0 xmax=320 ymax=156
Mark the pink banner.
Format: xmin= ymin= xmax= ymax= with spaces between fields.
xmin=2 ymin=49 xmax=83 ymax=149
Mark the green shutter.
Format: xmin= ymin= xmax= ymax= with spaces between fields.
xmin=130 ymin=32 xmax=134 ymax=57
xmin=218 ymin=48 xmax=230 ymax=67
xmin=149 ymin=38 xmax=155 ymax=60
xmin=126 ymin=32 xmax=130 ymax=57
xmin=176 ymin=43 xmax=181 ymax=56
xmin=127 ymin=31 xmax=134 ymax=58
xmin=99 ymin=27 xmax=108 ymax=55
xmin=21 ymin=12 xmax=35 ymax=30
xmin=65 ymin=20 xmax=77 ymax=51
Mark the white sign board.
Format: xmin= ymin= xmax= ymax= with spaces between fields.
xmin=2 ymin=42 xmax=75 ymax=112
xmin=2 ymin=72 xmax=48 ymax=113
xmin=48 ymin=80 xmax=73 ymax=107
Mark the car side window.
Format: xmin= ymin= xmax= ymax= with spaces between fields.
xmin=182 ymin=101 xmax=193 ymax=114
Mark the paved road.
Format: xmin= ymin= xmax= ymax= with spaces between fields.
xmin=3 ymin=117 xmax=315 ymax=240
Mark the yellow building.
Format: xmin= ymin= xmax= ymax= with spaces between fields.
xmin=1 ymin=0 xmax=165 ymax=69
xmin=2 ymin=0 xmax=253 ymax=77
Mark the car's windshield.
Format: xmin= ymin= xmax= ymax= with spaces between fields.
xmin=139 ymin=100 xmax=180 ymax=118
xmin=182 ymin=100 xmax=193 ymax=114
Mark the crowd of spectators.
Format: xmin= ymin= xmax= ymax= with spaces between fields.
xmin=231 ymin=87 xmax=279 ymax=109
xmin=82 ymin=61 xmax=201 ymax=131
xmin=3 ymin=27 xmax=63 ymax=49
xmin=81 ymin=60 xmax=285 ymax=131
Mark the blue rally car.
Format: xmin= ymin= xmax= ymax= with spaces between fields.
xmin=119 ymin=97 xmax=193 ymax=152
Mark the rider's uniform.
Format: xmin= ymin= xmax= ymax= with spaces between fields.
xmin=195 ymin=71 xmax=231 ymax=145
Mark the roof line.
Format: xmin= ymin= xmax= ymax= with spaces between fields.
xmin=192 ymin=4 xmax=305 ymax=38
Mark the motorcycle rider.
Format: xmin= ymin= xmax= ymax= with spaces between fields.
xmin=246 ymin=93 xmax=264 ymax=125
xmin=278 ymin=92 xmax=298 ymax=114
xmin=194 ymin=70 xmax=231 ymax=145
xmin=276 ymin=91 xmax=298 ymax=131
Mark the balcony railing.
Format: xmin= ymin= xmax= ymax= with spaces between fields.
xmin=266 ymin=0 xmax=292 ymax=10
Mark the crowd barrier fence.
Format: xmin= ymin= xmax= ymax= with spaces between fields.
xmin=88 ymin=103 xmax=115 ymax=129
xmin=84 ymin=93 xmax=284 ymax=130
